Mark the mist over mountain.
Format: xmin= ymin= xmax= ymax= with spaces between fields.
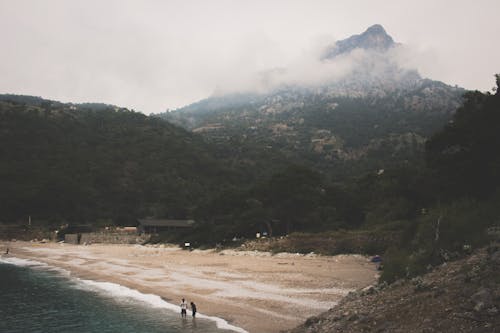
xmin=205 ymin=24 xmax=432 ymax=97
xmin=162 ymin=25 xmax=465 ymax=177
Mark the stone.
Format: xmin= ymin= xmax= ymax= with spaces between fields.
xmin=305 ymin=316 xmax=320 ymax=327
xmin=471 ymin=288 xmax=493 ymax=312
xmin=486 ymin=306 xmax=498 ymax=316
xmin=489 ymin=250 xmax=500 ymax=265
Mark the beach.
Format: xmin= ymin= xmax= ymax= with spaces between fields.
xmin=2 ymin=241 xmax=377 ymax=333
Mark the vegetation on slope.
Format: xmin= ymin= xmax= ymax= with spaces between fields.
xmin=0 ymin=96 xmax=238 ymax=224
xmin=162 ymin=79 xmax=464 ymax=178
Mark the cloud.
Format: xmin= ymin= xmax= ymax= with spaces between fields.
xmin=211 ymin=39 xmax=430 ymax=96
xmin=1 ymin=1 xmax=499 ymax=113
xmin=211 ymin=37 xmax=354 ymax=95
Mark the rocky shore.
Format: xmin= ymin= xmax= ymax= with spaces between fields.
xmin=286 ymin=246 xmax=500 ymax=333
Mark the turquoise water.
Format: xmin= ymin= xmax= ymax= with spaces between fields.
xmin=0 ymin=258 xmax=239 ymax=333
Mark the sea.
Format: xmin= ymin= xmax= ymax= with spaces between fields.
xmin=0 ymin=256 xmax=245 ymax=333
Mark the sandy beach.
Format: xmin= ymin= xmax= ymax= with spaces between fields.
xmin=2 ymin=241 xmax=377 ymax=333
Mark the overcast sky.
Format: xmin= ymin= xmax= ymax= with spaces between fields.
xmin=1 ymin=0 xmax=499 ymax=114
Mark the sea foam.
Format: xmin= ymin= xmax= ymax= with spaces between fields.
xmin=0 ymin=256 xmax=47 ymax=267
xmin=76 ymin=279 xmax=249 ymax=333
xmin=1 ymin=255 xmax=248 ymax=333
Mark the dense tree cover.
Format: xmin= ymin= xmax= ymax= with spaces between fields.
xmin=193 ymin=166 xmax=361 ymax=239
xmin=379 ymin=77 xmax=500 ymax=281
xmin=0 ymin=97 xmax=240 ymax=224
xmin=426 ymin=82 xmax=500 ymax=199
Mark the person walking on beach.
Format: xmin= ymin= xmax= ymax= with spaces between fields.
xmin=180 ymin=298 xmax=188 ymax=318
xmin=190 ymin=301 xmax=197 ymax=317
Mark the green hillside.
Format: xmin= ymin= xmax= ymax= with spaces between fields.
xmin=162 ymin=80 xmax=464 ymax=178
xmin=0 ymin=96 xmax=239 ymax=224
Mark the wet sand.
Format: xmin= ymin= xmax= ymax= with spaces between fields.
xmin=2 ymin=241 xmax=377 ymax=333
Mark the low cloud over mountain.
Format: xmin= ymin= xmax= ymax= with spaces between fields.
xmin=213 ymin=25 xmax=429 ymax=96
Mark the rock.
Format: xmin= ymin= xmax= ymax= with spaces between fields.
xmin=489 ymin=250 xmax=500 ymax=265
xmin=431 ymin=285 xmax=447 ymax=298
xmin=486 ymin=306 xmax=498 ymax=316
xmin=471 ymin=288 xmax=493 ymax=312
xmin=376 ymin=281 xmax=388 ymax=290
xmin=305 ymin=316 xmax=320 ymax=327
xmin=412 ymin=276 xmax=431 ymax=292
xmin=364 ymin=286 xmax=376 ymax=295
xmin=471 ymin=328 xmax=494 ymax=333
xmin=474 ymin=302 xmax=487 ymax=312
xmin=348 ymin=314 xmax=359 ymax=321
xmin=391 ymin=279 xmax=405 ymax=288
xmin=357 ymin=314 xmax=369 ymax=324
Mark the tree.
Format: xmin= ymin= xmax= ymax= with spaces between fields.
xmin=426 ymin=74 xmax=500 ymax=199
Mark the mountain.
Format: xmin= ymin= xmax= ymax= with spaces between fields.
xmin=322 ymin=24 xmax=396 ymax=59
xmin=160 ymin=25 xmax=465 ymax=177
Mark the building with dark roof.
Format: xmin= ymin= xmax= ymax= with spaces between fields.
xmin=137 ymin=219 xmax=195 ymax=234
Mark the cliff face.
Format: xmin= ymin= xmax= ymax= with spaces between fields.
xmin=286 ymin=246 xmax=500 ymax=333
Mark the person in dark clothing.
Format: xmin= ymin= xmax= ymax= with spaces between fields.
xmin=190 ymin=302 xmax=197 ymax=317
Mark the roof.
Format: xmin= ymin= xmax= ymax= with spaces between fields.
xmin=137 ymin=219 xmax=195 ymax=228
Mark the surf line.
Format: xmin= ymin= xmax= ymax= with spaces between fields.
xmin=0 ymin=256 xmax=249 ymax=333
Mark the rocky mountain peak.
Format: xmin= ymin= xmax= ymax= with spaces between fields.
xmin=322 ymin=24 xmax=396 ymax=59
xmin=365 ymin=24 xmax=387 ymax=35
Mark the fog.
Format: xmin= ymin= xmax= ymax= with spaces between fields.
xmin=0 ymin=0 xmax=499 ymax=114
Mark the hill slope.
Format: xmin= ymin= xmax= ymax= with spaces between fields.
xmin=161 ymin=25 xmax=464 ymax=177
xmin=0 ymin=95 xmax=237 ymax=223
xmin=287 ymin=246 xmax=500 ymax=333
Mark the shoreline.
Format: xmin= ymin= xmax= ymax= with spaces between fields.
xmin=0 ymin=255 xmax=248 ymax=333
xmin=1 ymin=241 xmax=378 ymax=333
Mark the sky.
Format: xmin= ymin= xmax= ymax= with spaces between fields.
xmin=0 ymin=0 xmax=499 ymax=114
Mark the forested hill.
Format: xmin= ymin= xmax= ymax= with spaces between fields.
xmin=0 ymin=95 xmax=241 ymax=224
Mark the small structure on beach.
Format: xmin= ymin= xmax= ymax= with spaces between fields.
xmin=62 ymin=225 xmax=148 ymax=245
xmin=137 ymin=219 xmax=195 ymax=234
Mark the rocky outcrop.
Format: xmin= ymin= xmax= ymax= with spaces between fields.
xmin=285 ymin=246 xmax=500 ymax=333
xmin=322 ymin=24 xmax=396 ymax=59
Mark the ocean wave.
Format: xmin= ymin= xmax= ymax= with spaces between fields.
xmin=0 ymin=256 xmax=47 ymax=267
xmin=0 ymin=255 xmax=248 ymax=333
xmin=75 ymin=278 xmax=248 ymax=333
